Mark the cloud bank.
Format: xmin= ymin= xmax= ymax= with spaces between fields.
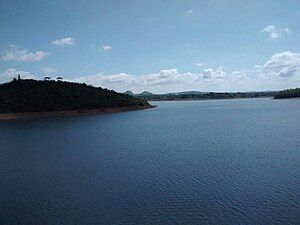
xmin=72 ymin=52 xmax=299 ymax=93
xmin=1 ymin=52 xmax=299 ymax=93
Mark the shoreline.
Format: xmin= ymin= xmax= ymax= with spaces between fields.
xmin=0 ymin=105 xmax=155 ymax=121
xmin=273 ymin=97 xmax=300 ymax=100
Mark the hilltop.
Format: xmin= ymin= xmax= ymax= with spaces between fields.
xmin=0 ymin=79 xmax=152 ymax=117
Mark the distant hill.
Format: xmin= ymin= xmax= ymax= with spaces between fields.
xmin=0 ymin=79 xmax=151 ymax=113
xmin=123 ymin=90 xmax=134 ymax=96
xmin=123 ymin=90 xmax=154 ymax=96
xmin=274 ymin=88 xmax=300 ymax=99
xmin=138 ymin=91 xmax=154 ymax=96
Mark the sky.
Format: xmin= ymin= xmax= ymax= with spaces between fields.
xmin=0 ymin=0 xmax=299 ymax=93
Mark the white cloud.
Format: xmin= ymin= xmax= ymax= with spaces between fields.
xmin=262 ymin=51 xmax=300 ymax=78
xmin=1 ymin=45 xmax=49 ymax=62
xmin=73 ymin=69 xmax=195 ymax=93
xmin=261 ymin=25 xmax=290 ymax=39
xmin=185 ymin=10 xmax=193 ymax=16
xmin=230 ymin=71 xmax=249 ymax=80
xmin=52 ymin=37 xmax=74 ymax=46
xmin=277 ymin=67 xmax=296 ymax=77
xmin=251 ymin=51 xmax=300 ymax=90
xmin=254 ymin=65 xmax=261 ymax=69
xmin=196 ymin=62 xmax=207 ymax=67
xmin=73 ymin=68 xmax=228 ymax=93
xmin=203 ymin=68 xmax=226 ymax=79
xmin=263 ymin=52 xmax=300 ymax=69
xmin=102 ymin=45 xmax=112 ymax=51
xmin=43 ymin=67 xmax=57 ymax=74
xmin=0 ymin=68 xmax=37 ymax=83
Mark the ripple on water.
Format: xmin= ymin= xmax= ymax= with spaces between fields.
xmin=0 ymin=99 xmax=299 ymax=224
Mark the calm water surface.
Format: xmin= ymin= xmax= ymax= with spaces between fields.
xmin=0 ymin=98 xmax=299 ymax=224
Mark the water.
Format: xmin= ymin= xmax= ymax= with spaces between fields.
xmin=0 ymin=98 xmax=299 ymax=224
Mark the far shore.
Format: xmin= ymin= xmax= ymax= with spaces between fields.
xmin=149 ymin=96 xmax=274 ymax=101
xmin=0 ymin=105 xmax=155 ymax=121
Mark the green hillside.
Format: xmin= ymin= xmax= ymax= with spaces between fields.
xmin=0 ymin=79 xmax=150 ymax=113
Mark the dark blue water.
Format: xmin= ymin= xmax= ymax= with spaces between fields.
xmin=0 ymin=98 xmax=299 ymax=224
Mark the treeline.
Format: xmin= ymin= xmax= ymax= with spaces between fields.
xmin=0 ymin=79 xmax=150 ymax=113
xmin=274 ymin=88 xmax=300 ymax=99
xmin=139 ymin=91 xmax=275 ymax=101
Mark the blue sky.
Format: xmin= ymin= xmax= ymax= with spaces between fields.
xmin=0 ymin=0 xmax=299 ymax=93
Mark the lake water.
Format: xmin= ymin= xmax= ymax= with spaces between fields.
xmin=0 ymin=98 xmax=299 ymax=224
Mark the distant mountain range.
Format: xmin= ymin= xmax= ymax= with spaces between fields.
xmin=124 ymin=90 xmax=205 ymax=96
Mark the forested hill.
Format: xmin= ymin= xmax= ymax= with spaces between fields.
xmin=273 ymin=88 xmax=300 ymax=99
xmin=0 ymin=79 xmax=150 ymax=113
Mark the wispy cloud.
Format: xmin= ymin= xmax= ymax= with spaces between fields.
xmin=196 ymin=62 xmax=207 ymax=67
xmin=1 ymin=45 xmax=49 ymax=62
xmin=52 ymin=37 xmax=75 ymax=46
xmin=261 ymin=25 xmax=290 ymax=39
xmin=101 ymin=45 xmax=113 ymax=51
